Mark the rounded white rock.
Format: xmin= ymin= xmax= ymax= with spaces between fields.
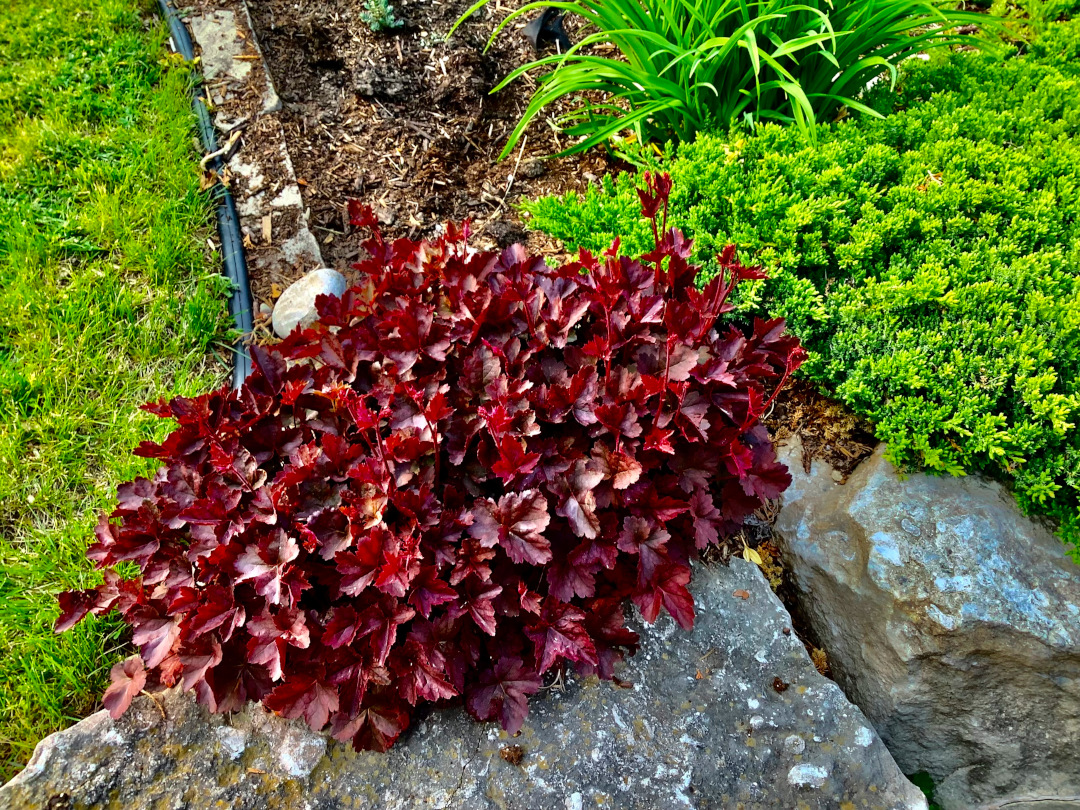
xmin=271 ymin=268 xmax=347 ymax=338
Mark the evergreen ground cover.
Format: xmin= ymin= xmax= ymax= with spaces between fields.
xmin=526 ymin=18 xmax=1080 ymax=555
xmin=0 ymin=0 xmax=228 ymax=778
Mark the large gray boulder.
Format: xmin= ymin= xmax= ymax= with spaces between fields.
xmin=775 ymin=437 xmax=1080 ymax=810
xmin=1 ymin=560 xmax=924 ymax=810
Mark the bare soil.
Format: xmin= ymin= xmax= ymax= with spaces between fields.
xmin=765 ymin=380 xmax=877 ymax=482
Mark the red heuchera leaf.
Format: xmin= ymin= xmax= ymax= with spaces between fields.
xmin=360 ymin=597 xmax=416 ymax=666
xmin=103 ymin=655 xmax=146 ymax=719
xmin=554 ymin=459 xmax=604 ymax=539
xmin=491 ymin=436 xmax=540 ymax=484
xmin=468 ymin=491 xmax=551 ymax=566
xmin=633 ymin=563 xmax=696 ymax=630
xmin=392 ymin=636 xmax=457 ymax=705
xmin=465 ymin=657 xmax=542 ymax=735
xmin=56 ymin=174 xmax=804 ymax=751
xmin=617 ymin=516 xmax=672 ymax=587
xmin=688 ymin=487 xmax=722 ymax=550
xmin=235 ymin=530 xmax=306 ymax=607
xmin=332 ymin=688 xmax=409 ymax=752
xmin=131 ymin=615 xmax=180 ymax=669
xmin=546 ymin=552 xmax=598 ymax=602
xmin=179 ymin=639 xmax=223 ymax=691
xmin=55 ymin=589 xmax=98 ymax=633
xmin=265 ymin=671 xmax=339 ymax=730
xmin=336 ymin=533 xmax=384 ymax=597
xmin=523 ymin=599 xmax=598 ymax=674
xmin=246 ymin=607 xmax=310 ymax=681
xmin=577 ymin=597 xmax=640 ymax=679
xmin=408 ymin=565 xmax=458 ymax=618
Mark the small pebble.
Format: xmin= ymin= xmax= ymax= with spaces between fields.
xmin=523 ymin=160 xmax=545 ymax=179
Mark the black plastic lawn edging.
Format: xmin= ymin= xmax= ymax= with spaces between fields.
xmin=158 ymin=0 xmax=254 ymax=388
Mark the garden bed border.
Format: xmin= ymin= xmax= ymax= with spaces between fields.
xmin=159 ymin=0 xmax=254 ymax=387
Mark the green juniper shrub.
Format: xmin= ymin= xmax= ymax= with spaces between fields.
xmin=1028 ymin=10 xmax=1080 ymax=62
xmin=990 ymin=0 xmax=1080 ymax=42
xmin=525 ymin=21 xmax=1080 ymax=553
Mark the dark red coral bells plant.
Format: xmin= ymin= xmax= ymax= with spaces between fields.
xmin=57 ymin=173 xmax=805 ymax=751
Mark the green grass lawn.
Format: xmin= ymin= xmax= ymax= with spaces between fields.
xmin=0 ymin=0 xmax=229 ymax=779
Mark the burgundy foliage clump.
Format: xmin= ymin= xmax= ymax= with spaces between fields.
xmin=57 ymin=174 xmax=805 ymax=751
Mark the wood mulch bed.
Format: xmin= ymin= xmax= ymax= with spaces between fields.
xmin=245 ymin=0 xmax=618 ymax=279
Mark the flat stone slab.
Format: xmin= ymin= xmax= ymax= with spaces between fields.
xmin=189 ymin=8 xmax=280 ymax=113
xmin=1 ymin=561 xmax=925 ymax=810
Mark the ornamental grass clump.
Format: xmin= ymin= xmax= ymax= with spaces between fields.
xmin=457 ymin=0 xmax=991 ymax=157
xmin=56 ymin=175 xmax=804 ymax=751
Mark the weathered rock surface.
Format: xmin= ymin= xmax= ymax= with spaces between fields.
xmin=775 ymin=437 xmax=1080 ymax=810
xmin=271 ymin=268 xmax=347 ymax=337
xmin=189 ymin=8 xmax=280 ymax=115
xmin=1 ymin=561 xmax=925 ymax=810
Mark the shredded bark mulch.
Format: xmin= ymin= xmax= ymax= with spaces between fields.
xmin=245 ymin=0 xmax=621 ymax=282
xmin=765 ymin=379 xmax=877 ymax=482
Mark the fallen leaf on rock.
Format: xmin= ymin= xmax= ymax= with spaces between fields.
xmin=773 ymin=677 xmax=789 ymax=693
xmin=500 ymin=745 xmax=524 ymax=765
xmin=733 ymin=589 xmax=750 ymax=600
xmin=742 ymin=541 xmax=763 ymax=566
